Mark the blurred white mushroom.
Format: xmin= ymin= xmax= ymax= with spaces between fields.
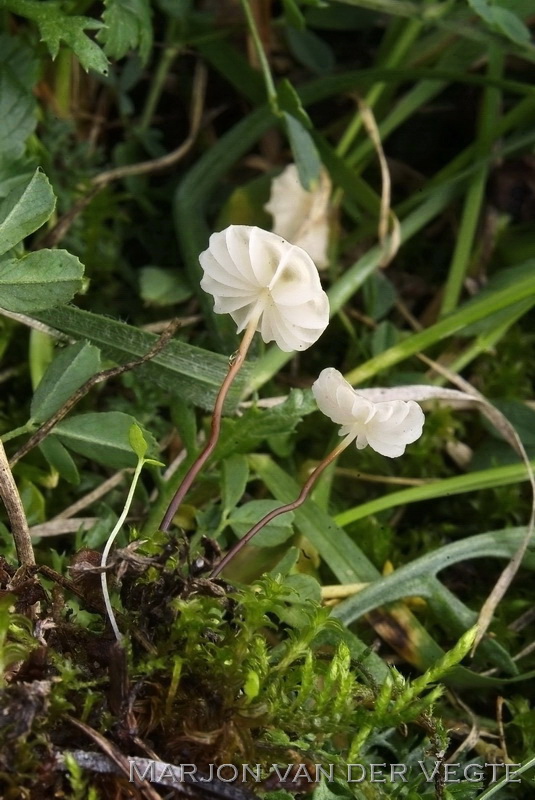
xmin=264 ymin=164 xmax=331 ymax=269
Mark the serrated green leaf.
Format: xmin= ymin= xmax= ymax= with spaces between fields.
xmin=40 ymin=16 xmax=108 ymax=73
xmin=228 ymin=500 xmax=295 ymax=547
xmin=0 ymin=249 xmax=84 ymax=313
xmin=39 ymin=437 xmax=80 ymax=485
xmin=30 ymin=342 xmax=101 ymax=424
xmin=54 ymin=412 xmax=158 ymax=469
xmin=5 ymin=0 xmax=109 ymax=75
xmin=0 ymin=171 xmax=56 ymax=256
xmin=283 ymin=112 xmax=322 ymax=190
xmin=215 ymin=390 xmax=316 ymax=460
xmin=98 ymin=0 xmax=153 ymax=64
xmin=129 ymin=423 xmax=148 ymax=460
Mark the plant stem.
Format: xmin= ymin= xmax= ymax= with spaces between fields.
xmin=54 ymin=48 xmax=73 ymax=118
xmin=1 ymin=422 xmax=35 ymax=443
xmin=0 ymin=439 xmax=35 ymax=566
xmin=211 ymin=433 xmax=355 ymax=578
xmin=240 ymin=0 xmax=278 ymax=113
xmin=100 ymin=458 xmax=145 ymax=642
xmin=139 ymin=20 xmax=181 ymax=132
xmin=160 ymin=318 xmax=258 ymax=531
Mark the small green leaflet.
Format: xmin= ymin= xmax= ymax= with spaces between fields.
xmin=222 ymin=454 xmax=249 ymax=515
xmin=0 ymin=250 xmax=84 ymax=313
xmin=139 ymin=266 xmax=192 ymax=306
xmin=30 ymin=342 xmax=101 ymax=424
xmin=467 ymin=0 xmax=532 ymax=47
xmin=283 ymin=112 xmax=322 ymax=190
xmin=39 ymin=437 xmax=80 ymax=485
xmin=129 ymin=423 xmax=148 ymax=460
xmin=228 ymin=500 xmax=295 ymax=548
xmin=53 ymin=412 xmax=158 ymax=469
xmin=0 ymin=170 xmax=55 ymax=256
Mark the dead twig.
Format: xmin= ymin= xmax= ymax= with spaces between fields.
xmin=64 ymin=717 xmax=164 ymax=800
xmin=445 ymin=690 xmax=481 ymax=763
xmin=52 ymin=470 xmax=132 ymax=520
xmin=0 ymin=439 xmax=35 ymax=566
xmin=30 ymin=517 xmax=138 ymax=537
xmin=356 ymin=95 xmax=401 ymax=268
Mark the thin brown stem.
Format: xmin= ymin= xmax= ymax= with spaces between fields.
xmin=211 ymin=433 xmax=354 ymax=578
xmin=160 ymin=321 xmax=258 ymax=531
xmin=0 ymin=439 xmax=35 ymax=565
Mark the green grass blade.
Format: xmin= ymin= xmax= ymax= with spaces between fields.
xmin=332 ymin=527 xmax=533 ymax=624
xmin=336 ymin=460 xmax=535 ymax=527
xmin=34 ymin=306 xmax=249 ymax=411
xmin=344 ymin=272 xmax=535 ymax=386
xmin=250 ymin=454 xmax=525 ymax=682
xmin=441 ymin=47 xmax=504 ymax=315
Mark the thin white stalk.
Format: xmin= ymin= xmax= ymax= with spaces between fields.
xmin=100 ymin=458 xmax=145 ymax=642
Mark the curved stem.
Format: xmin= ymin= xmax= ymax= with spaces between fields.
xmin=101 ymin=458 xmax=145 ymax=642
xmin=160 ymin=319 xmax=258 ymax=532
xmin=1 ymin=422 xmax=35 ymax=443
xmin=0 ymin=439 xmax=35 ymax=566
xmin=240 ymin=0 xmax=278 ymax=112
xmin=211 ymin=433 xmax=355 ymax=578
